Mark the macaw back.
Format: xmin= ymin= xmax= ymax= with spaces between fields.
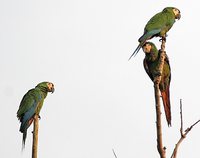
xmin=159 ymin=59 xmax=171 ymax=92
xmin=139 ymin=9 xmax=176 ymax=43
xmin=17 ymin=88 xmax=44 ymax=132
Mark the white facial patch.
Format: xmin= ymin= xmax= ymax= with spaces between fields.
xmin=143 ymin=44 xmax=152 ymax=53
xmin=47 ymin=83 xmax=54 ymax=91
xmin=173 ymin=9 xmax=180 ymax=16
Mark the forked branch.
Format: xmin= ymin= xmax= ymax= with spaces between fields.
xmin=171 ymin=99 xmax=200 ymax=158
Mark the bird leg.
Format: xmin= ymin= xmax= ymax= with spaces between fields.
xmin=159 ymin=36 xmax=166 ymax=42
xmin=159 ymin=34 xmax=167 ymax=42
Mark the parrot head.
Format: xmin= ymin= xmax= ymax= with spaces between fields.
xmin=172 ymin=7 xmax=181 ymax=20
xmin=36 ymin=82 xmax=55 ymax=93
xmin=163 ymin=7 xmax=181 ymax=20
xmin=142 ymin=42 xmax=159 ymax=61
xmin=142 ymin=42 xmax=157 ymax=54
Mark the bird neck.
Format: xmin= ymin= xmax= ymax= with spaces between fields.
xmin=146 ymin=50 xmax=159 ymax=62
xmin=35 ymin=87 xmax=48 ymax=98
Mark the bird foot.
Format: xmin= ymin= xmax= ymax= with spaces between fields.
xmin=159 ymin=37 xmax=166 ymax=42
xmin=153 ymin=74 xmax=161 ymax=84
xmin=154 ymin=77 xmax=160 ymax=84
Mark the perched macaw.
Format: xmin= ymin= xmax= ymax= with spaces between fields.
xmin=17 ymin=82 xmax=55 ymax=148
xmin=142 ymin=42 xmax=171 ymax=126
xmin=129 ymin=7 xmax=181 ymax=60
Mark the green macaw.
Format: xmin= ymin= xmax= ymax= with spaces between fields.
xmin=17 ymin=82 xmax=55 ymax=148
xmin=129 ymin=7 xmax=181 ymax=60
xmin=142 ymin=42 xmax=171 ymax=126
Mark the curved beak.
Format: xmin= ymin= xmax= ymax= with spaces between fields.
xmin=51 ymin=87 xmax=55 ymax=93
xmin=176 ymin=13 xmax=181 ymax=20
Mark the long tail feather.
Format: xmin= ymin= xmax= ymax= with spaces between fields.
xmin=161 ymin=87 xmax=171 ymax=126
xmin=128 ymin=44 xmax=142 ymax=60
xmin=129 ymin=37 xmax=150 ymax=60
xmin=20 ymin=118 xmax=34 ymax=150
xmin=22 ymin=130 xmax=27 ymax=150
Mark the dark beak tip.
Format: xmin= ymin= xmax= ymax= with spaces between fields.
xmin=51 ymin=88 xmax=55 ymax=93
xmin=178 ymin=14 xmax=181 ymax=20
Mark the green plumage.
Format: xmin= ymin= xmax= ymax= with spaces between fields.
xmin=129 ymin=7 xmax=181 ymax=59
xmin=141 ymin=7 xmax=178 ymax=40
xmin=142 ymin=42 xmax=171 ymax=126
xmin=17 ymin=82 xmax=54 ymax=148
xmin=17 ymin=89 xmax=43 ymax=118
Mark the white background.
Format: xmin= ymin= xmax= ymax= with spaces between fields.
xmin=1 ymin=0 xmax=200 ymax=157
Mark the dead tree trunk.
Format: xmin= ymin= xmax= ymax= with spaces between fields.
xmin=32 ymin=115 xmax=39 ymax=158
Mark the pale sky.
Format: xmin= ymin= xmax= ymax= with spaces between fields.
xmin=1 ymin=0 xmax=200 ymax=158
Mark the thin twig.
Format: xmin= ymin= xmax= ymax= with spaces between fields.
xmin=112 ymin=149 xmax=118 ymax=158
xmin=185 ymin=120 xmax=200 ymax=133
xmin=180 ymin=99 xmax=184 ymax=136
xmin=171 ymin=100 xmax=200 ymax=158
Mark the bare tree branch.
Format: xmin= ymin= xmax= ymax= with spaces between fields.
xmin=154 ymin=36 xmax=167 ymax=158
xmin=171 ymin=99 xmax=200 ymax=158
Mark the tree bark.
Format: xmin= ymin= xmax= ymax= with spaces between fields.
xmin=154 ymin=37 xmax=166 ymax=158
xmin=32 ymin=115 xmax=39 ymax=158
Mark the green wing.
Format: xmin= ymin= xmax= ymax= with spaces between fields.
xmin=143 ymin=58 xmax=154 ymax=81
xmin=145 ymin=11 xmax=174 ymax=32
xmin=17 ymin=89 xmax=42 ymax=119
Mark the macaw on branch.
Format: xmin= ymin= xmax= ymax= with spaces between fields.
xmin=129 ymin=7 xmax=181 ymax=60
xmin=142 ymin=42 xmax=171 ymax=126
xmin=17 ymin=82 xmax=54 ymax=148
